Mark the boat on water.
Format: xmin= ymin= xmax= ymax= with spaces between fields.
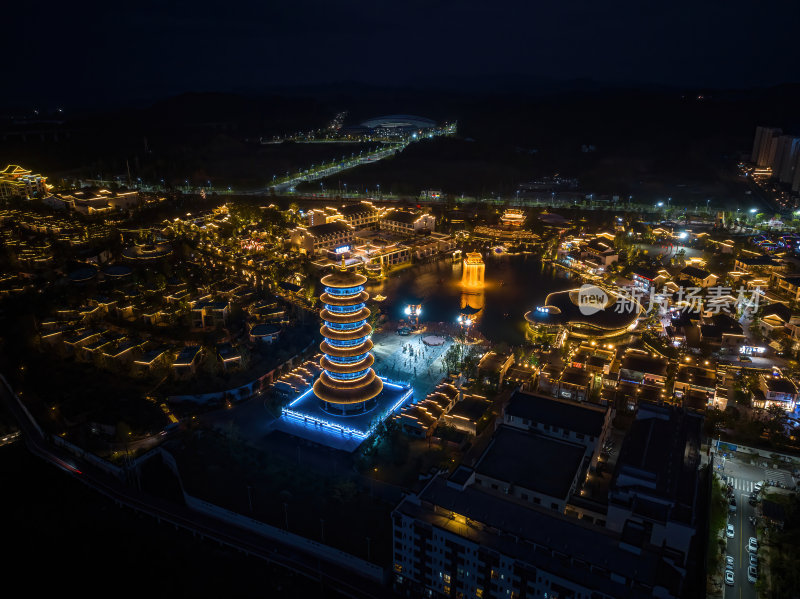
xmin=374 ymin=294 xmax=387 ymax=302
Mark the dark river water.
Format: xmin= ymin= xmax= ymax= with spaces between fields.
xmin=364 ymin=253 xmax=579 ymax=346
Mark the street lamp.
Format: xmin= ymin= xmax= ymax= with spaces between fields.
xmin=404 ymin=302 xmax=422 ymax=327
xmin=456 ymin=315 xmax=473 ymax=341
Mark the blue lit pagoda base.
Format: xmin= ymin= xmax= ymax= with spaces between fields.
xmin=278 ymin=378 xmax=413 ymax=452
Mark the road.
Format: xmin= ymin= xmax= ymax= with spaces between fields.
xmin=716 ymin=449 xmax=796 ymax=599
xmin=723 ymin=481 xmax=757 ymax=599
xmin=249 ymin=144 xmax=406 ymax=195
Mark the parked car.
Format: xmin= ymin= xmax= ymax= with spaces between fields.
xmin=754 ymin=481 xmax=764 ymax=492
xmin=747 ymin=565 xmax=757 ymax=583
xmin=748 ymin=537 xmax=758 ymax=553
xmin=726 ymin=570 xmax=735 ymax=586
xmin=726 ymin=555 xmax=734 ymax=569
xmin=749 ymin=553 xmax=758 ymax=567
xmin=726 ymin=524 xmax=735 ymax=538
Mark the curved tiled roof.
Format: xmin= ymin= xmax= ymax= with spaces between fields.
xmin=313 ymin=372 xmax=383 ymax=404
xmin=525 ymin=287 xmax=640 ymax=332
xmin=320 ymin=269 xmax=367 ymax=288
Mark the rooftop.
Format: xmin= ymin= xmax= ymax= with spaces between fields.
xmin=475 ymin=426 xmax=585 ymax=499
xmin=396 ymin=475 xmax=683 ymax=598
xmin=383 ymin=210 xmax=420 ymax=224
xmin=761 ymin=303 xmax=792 ymax=322
xmin=560 ymin=367 xmax=592 ymax=387
xmin=611 ymin=402 xmax=703 ymax=525
xmin=680 ymin=265 xmax=712 ymax=280
xmin=505 ymin=389 xmax=607 ymax=436
xmin=339 ymin=201 xmax=378 ymax=217
xmin=250 ymin=323 xmax=281 ymax=336
xmin=632 ymin=268 xmax=660 ymax=281
xmin=585 ymin=237 xmax=616 ymax=254
xmin=477 ymin=351 xmax=512 ymax=373
xmin=620 ymin=352 xmax=669 ymax=377
xmin=174 ymin=345 xmax=201 ymax=365
xmin=676 ymin=365 xmax=716 ymax=389
xmin=449 ymin=396 xmax=491 ymax=422
xmin=762 ymin=375 xmax=797 ymax=394
xmin=306 ymin=220 xmax=353 ymax=237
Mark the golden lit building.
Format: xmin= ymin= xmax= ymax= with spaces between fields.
xmin=0 ymin=165 xmax=50 ymax=200
xmin=461 ymin=251 xmax=485 ymax=289
xmin=499 ymin=208 xmax=526 ymax=227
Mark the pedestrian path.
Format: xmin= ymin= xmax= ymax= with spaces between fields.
xmin=727 ymin=477 xmax=755 ymax=492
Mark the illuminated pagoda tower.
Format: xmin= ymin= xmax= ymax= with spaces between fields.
xmin=279 ymin=260 xmax=412 ymax=450
xmin=314 ymin=261 xmax=383 ymax=415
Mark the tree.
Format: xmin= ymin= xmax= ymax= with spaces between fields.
xmin=749 ymin=319 xmax=764 ymax=342
xmin=442 ymin=344 xmax=462 ymax=375
xmin=202 ymin=351 xmax=221 ymax=377
xmin=765 ymin=405 xmax=788 ymax=435
xmin=239 ymin=344 xmax=252 ymax=370
xmin=331 ymin=480 xmax=357 ymax=503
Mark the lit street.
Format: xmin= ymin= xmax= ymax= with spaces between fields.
xmin=715 ymin=448 xmax=797 ymax=599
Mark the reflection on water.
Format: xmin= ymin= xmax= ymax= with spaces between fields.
xmin=367 ymin=254 xmax=578 ymax=345
xmin=460 ymin=289 xmax=484 ymax=313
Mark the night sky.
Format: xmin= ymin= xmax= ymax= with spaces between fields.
xmin=5 ymin=0 xmax=800 ymax=108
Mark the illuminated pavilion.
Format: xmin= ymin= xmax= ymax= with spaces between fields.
xmin=314 ymin=264 xmax=383 ymax=414
xmin=279 ymin=261 xmax=412 ymax=451
xmin=461 ymin=251 xmax=485 ymax=289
